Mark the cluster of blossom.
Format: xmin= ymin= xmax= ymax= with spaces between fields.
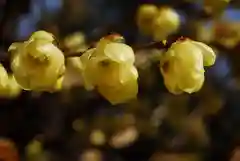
xmin=136 ymin=4 xmax=180 ymax=41
xmin=203 ymin=0 xmax=232 ymax=17
xmin=136 ymin=0 xmax=232 ymax=41
xmin=4 ymin=30 xmax=216 ymax=104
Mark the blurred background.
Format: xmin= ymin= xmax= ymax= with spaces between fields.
xmin=0 ymin=0 xmax=240 ymax=161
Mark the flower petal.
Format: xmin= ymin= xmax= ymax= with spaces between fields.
xmin=104 ymin=43 xmax=135 ymax=64
xmin=191 ymin=41 xmax=216 ymax=66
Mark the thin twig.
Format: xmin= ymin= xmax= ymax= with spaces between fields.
xmin=64 ymin=39 xmax=177 ymax=58
xmin=64 ymin=49 xmax=91 ymax=58
xmin=133 ymin=41 xmax=167 ymax=51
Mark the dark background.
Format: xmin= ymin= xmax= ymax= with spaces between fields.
xmin=0 ymin=0 xmax=239 ymax=161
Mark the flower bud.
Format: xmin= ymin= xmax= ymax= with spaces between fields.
xmin=214 ymin=22 xmax=240 ymax=49
xmin=152 ymin=7 xmax=180 ymax=41
xmin=160 ymin=39 xmax=216 ymax=94
xmin=136 ymin=4 xmax=159 ymax=35
xmin=64 ymin=32 xmax=88 ymax=53
xmin=204 ymin=0 xmax=231 ymax=17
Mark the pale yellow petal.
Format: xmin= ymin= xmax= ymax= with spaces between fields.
xmin=178 ymin=70 xmax=204 ymax=94
xmin=5 ymin=75 xmax=22 ymax=98
xmin=95 ymin=38 xmax=111 ymax=56
xmin=8 ymin=42 xmax=23 ymax=52
xmin=173 ymin=42 xmax=205 ymax=93
xmin=103 ymin=43 xmax=135 ymax=64
xmin=160 ymin=57 xmax=183 ymax=95
xmin=119 ymin=65 xmax=138 ymax=84
xmin=80 ymin=48 xmax=96 ymax=70
xmin=98 ymin=75 xmax=138 ymax=105
xmin=96 ymin=60 xmax=122 ymax=87
xmin=29 ymin=30 xmax=54 ymax=42
xmin=97 ymin=64 xmax=138 ymax=104
xmin=0 ymin=64 xmax=9 ymax=87
xmin=191 ymin=41 xmax=216 ymax=66
xmin=81 ymin=55 xmax=99 ymax=90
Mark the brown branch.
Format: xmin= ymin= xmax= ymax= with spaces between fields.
xmin=63 ymin=42 xmax=166 ymax=58
xmin=62 ymin=43 xmax=96 ymax=58
xmin=64 ymin=49 xmax=90 ymax=58
xmin=63 ymin=38 xmax=178 ymax=58
xmin=133 ymin=41 xmax=167 ymax=51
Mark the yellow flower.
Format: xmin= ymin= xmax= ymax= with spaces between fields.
xmin=9 ymin=30 xmax=65 ymax=92
xmin=160 ymin=39 xmax=216 ymax=94
xmin=64 ymin=32 xmax=88 ymax=53
xmin=79 ymin=39 xmax=138 ymax=104
xmin=136 ymin=4 xmax=159 ymax=35
xmin=152 ymin=7 xmax=180 ymax=41
xmin=0 ymin=64 xmax=9 ymax=90
xmin=3 ymin=75 xmax=22 ymax=98
xmin=0 ymin=65 xmax=21 ymax=98
xmin=204 ymin=0 xmax=231 ymax=17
